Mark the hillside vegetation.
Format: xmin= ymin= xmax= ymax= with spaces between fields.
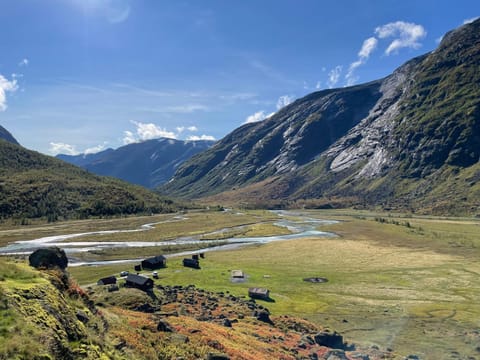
xmin=0 ymin=140 xmax=179 ymax=221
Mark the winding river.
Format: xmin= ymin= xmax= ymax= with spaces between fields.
xmin=0 ymin=211 xmax=337 ymax=266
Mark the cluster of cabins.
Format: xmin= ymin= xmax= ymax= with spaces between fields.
xmin=96 ymin=253 xmax=270 ymax=300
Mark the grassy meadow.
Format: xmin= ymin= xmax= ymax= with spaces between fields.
xmin=2 ymin=209 xmax=480 ymax=359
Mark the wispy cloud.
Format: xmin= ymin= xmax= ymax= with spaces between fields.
xmin=463 ymin=16 xmax=479 ymax=25
xmin=73 ymin=0 xmax=131 ymax=24
xmin=123 ymin=130 xmax=137 ymax=145
xmin=249 ymin=59 xmax=296 ymax=85
xmin=276 ymin=95 xmax=294 ymax=110
xmin=18 ymin=58 xmax=29 ymax=67
xmin=0 ymin=74 xmax=18 ymax=111
xmin=49 ymin=142 xmax=78 ymax=155
xmin=243 ymin=94 xmax=294 ymax=125
xmin=346 ymin=37 xmax=378 ymax=86
xmin=84 ymin=143 xmax=107 ymax=155
xmin=165 ymin=104 xmax=209 ymax=113
xmin=186 ymin=134 xmax=215 ymax=141
xmin=176 ymin=125 xmax=200 ymax=133
xmin=244 ymin=110 xmax=269 ymax=124
xmin=327 ymin=66 xmax=342 ymax=88
xmin=375 ymin=21 xmax=426 ymax=55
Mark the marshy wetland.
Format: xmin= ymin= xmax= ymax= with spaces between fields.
xmin=1 ymin=209 xmax=480 ymax=359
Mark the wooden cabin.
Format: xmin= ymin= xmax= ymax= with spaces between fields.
xmin=125 ymin=274 xmax=154 ymax=291
xmin=141 ymin=255 xmax=167 ymax=270
xmin=183 ymin=258 xmax=200 ymax=269
xmin=97 ymin=276 xmax=117 ymax=286
xmin=248 ymin=287 xmax=270 ymax=300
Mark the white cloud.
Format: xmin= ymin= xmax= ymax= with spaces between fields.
xmin=123 ymin=121 xmax=178 ymax=144
xmin=276 ymin=95 xmax=294 ymax=110
xmin=49 ymin=142 xmax=78 ymax=155
xmin=84 ymin=143 xmax=107 ymax=155
xmin=346 ymin=37 xmax=378 ymax=86
xmin=358 ymin=37 xmax=378 ymax=59
xmin=315 ymin=81 xmax=322 ymax=90
xmin=186 ymin=135 xmax=216 ymax=141
xmin=133 ymin=121 xmax=177 ymax=141
xmin=463 ymin=16 xmax=479 ymax=25
xmin=18 ymin=58 xmax=29 ymax=67
xmin=123 ymin=130 xmax=136 ymax=145
xmin=375 ymin=21 xmax=426 ymax=55
xmin=244 ymin=110 xmax=268 ymax=124
xmin=0 ymin=74 xmax=18 ymax=111
xmin=176 ymin=125 xmax=198 ymax=134
xmin=327 ymin=66 xmax=342 ymax=88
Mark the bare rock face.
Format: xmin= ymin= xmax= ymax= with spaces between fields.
xmin=29 ymin=247 xmax=68 ymax=270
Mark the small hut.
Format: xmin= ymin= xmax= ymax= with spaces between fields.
xmin=183 ymin=258 xmax=200 ymax=269
xmin=125 ymin=274 xmax=154 ymax=291
xmin=141 ymin=255 xmax=167 ymax=270
xmin=248 ymin=287 xmax=270 ymax=300
xmin=97 ymin=276 xmax=117 ymax=286
xmin=231 ymin=270 xmax=244 ymax=279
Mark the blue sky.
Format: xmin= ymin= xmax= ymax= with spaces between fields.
xmin=0 ymin=0 xmax=479 ymax=155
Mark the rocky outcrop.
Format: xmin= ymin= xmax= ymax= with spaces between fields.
xmin=29 ymin=247 xmax=68 ymax=270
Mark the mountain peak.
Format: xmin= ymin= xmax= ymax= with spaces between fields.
xmin=0 ymin=125 xmax=19 ymax=145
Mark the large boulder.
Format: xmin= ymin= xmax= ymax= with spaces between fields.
xmin=28 ymin=247 xmax=68 ymax=270
xmin=314 ymin=330 xmax=345 ymax=349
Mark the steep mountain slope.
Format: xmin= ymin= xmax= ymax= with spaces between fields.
xmin=162 ymin=19 xmax=480 ymax=215
xmin=162 ymin=81 xmax=382 ymax=198
xmin=0 ymin=140 xmax=178 ymax=220
xmin=58 ymin=138 xmax=214 ymax=188
xmin=57 ymin=148 xmax=115 ymax=167
xmin=0 ymin=125 xmax=19 ymax=145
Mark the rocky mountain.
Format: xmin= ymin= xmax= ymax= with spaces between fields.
xmin=162 ymin=19 xmax=480 ymax=215
xmin=58 ymin=138 xmax=214 ymax=189
xmin=0 ymin=124 xmax=19 ymax=145
xmin=0 ymin=139 xmax=179 ymax=220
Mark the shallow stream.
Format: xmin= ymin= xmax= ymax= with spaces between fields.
xmin=0 ymin=211 xmax=337 ymax=266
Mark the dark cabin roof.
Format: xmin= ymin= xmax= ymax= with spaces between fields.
xmin=97 ymin=276 xmax=117 ymax=284
xmin=126 ymin=274 xmax=152 ymax=286
xmin=142 ymin=255 xmax=166 ymax=264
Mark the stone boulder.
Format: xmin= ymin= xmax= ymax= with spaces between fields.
xmin=314 ymin=330 xmax=345 ymax=349
xmin=29 ymin=247 xmax=68 ymax=270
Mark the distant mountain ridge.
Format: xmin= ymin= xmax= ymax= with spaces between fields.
xmin=0 ymin=125 xmax=19 ymax=145
xmin=161 ymin=19 xmax=480 ymax=215
xmin=58 ymin=138 xmax=214 ymax=188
